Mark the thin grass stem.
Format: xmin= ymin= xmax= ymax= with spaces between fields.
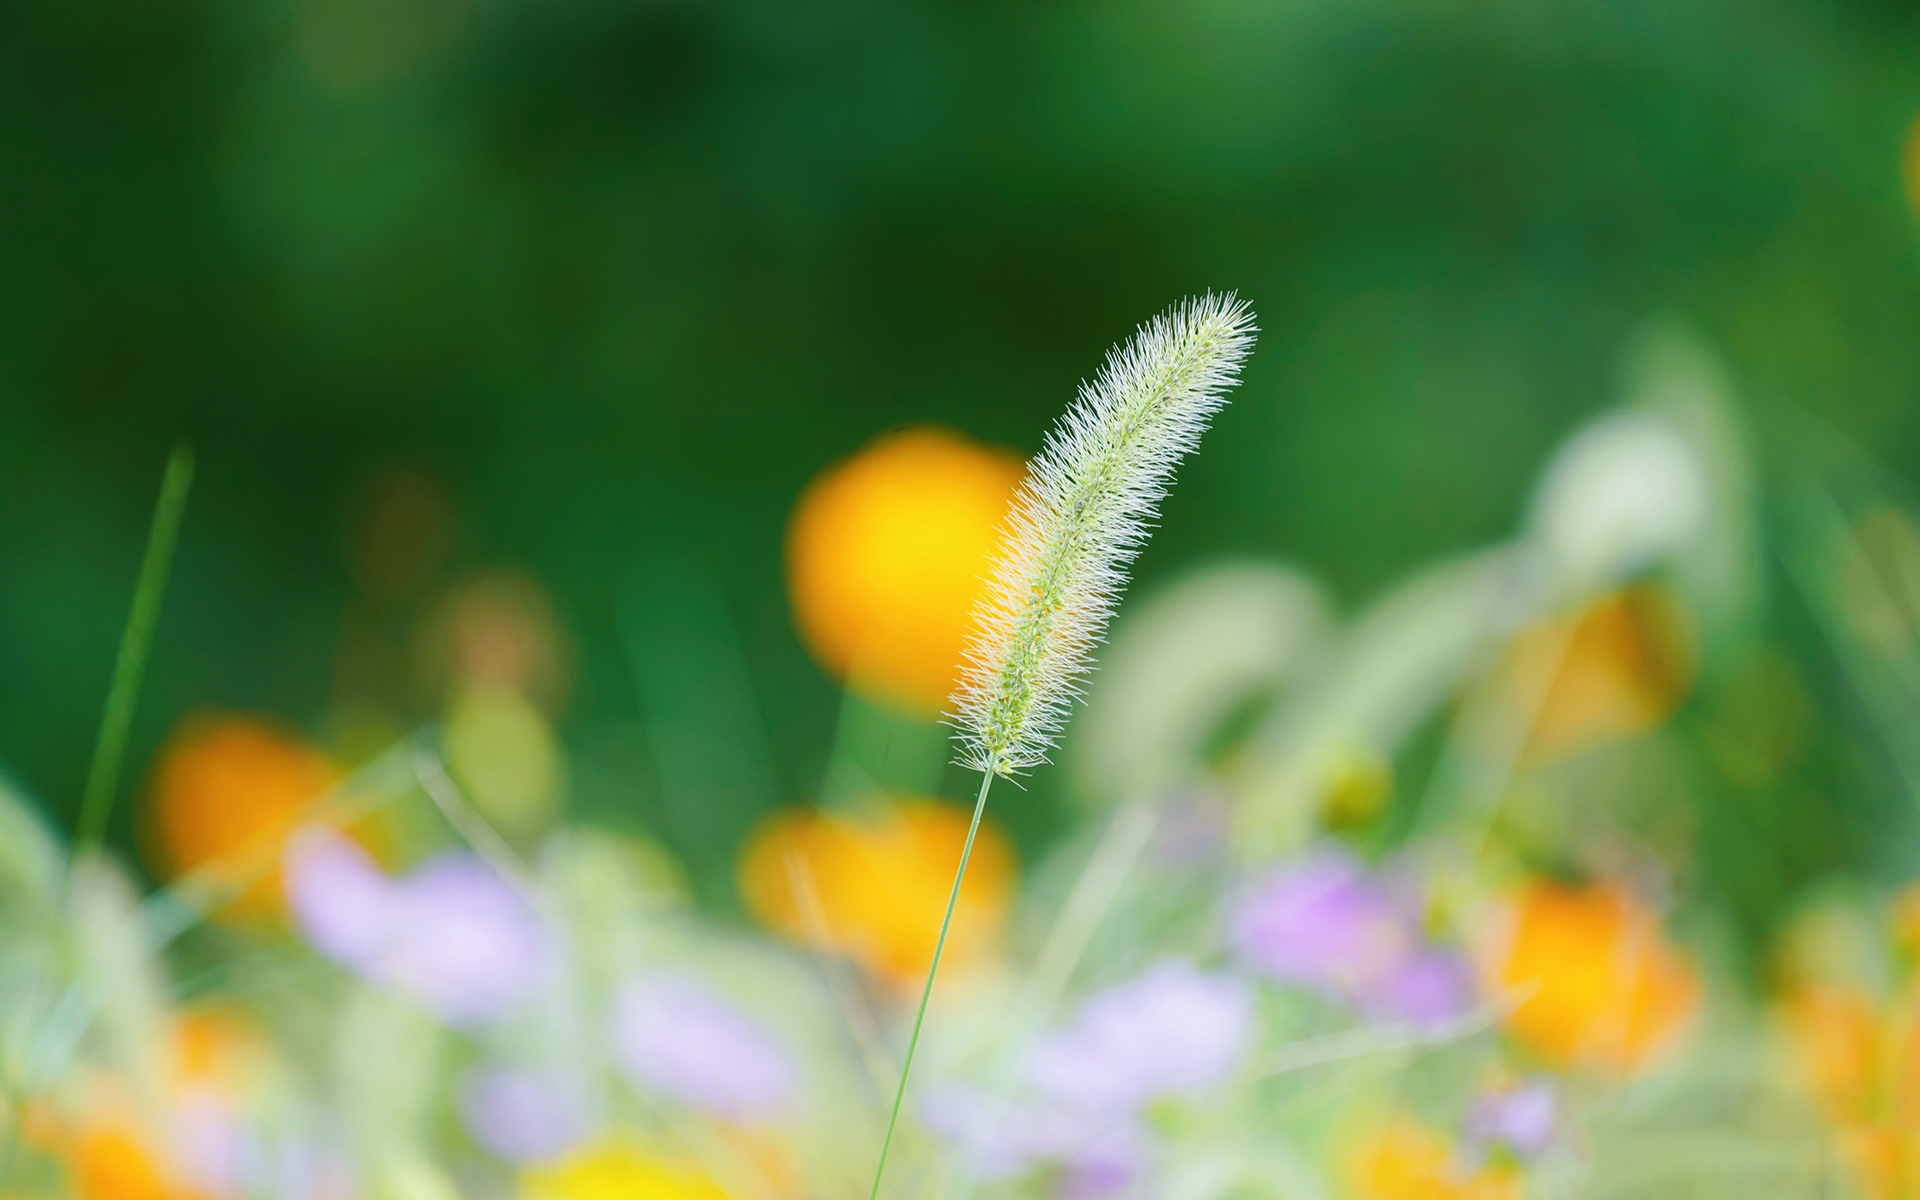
xmin=868 ymin=768 xmax=994 ymax=1200
xmin=941 ymin=794 xmax=1159 ymax=1200
xmin=74 ymin=442 xmax=194 ymax=857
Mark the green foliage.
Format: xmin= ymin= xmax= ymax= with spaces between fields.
xmin=3 ymin=0 xmax=1920 ymax=909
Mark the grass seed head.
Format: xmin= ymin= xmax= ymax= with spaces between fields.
xmin=951 ymin=293 xmax=1257 ymax=776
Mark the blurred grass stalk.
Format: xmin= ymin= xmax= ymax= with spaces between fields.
xmin=74 ymin=442 xmax=195 ymax=859
xmin=621 ymin=552 xmax=781 ymax=904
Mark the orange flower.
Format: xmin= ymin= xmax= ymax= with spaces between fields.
xmin=143 ymin=712 xmax=342 ymax=919
xmin=1783 ymin=983 xmax=1887 ymax=1128
xmin=72 ymin=1128 xmax=174 ymax=1200
xmin=1839 ymin=1127 xmax=1920 ymax=1200
xmin=172 ymin=1006 xmax=267 ymax=1093
xmin=1501 ymin=585 xmax=1694 ymax=767
xmin=1343 ymin=1115 xmax=1519 ymax=1200
xmin=1778 ymin=978 xmax=1920 ymax=1198
xmin=31 ymin=1017 xmax=261 ymax=1200
xmin=61 ymin=1123 xmax=216 ymax=1200
xmin=786 ymin=427 xmax=1024 ymax=715
xmin=738 ymin=796 xmax=1014 ymax=983
xmin=1487 ymin=880 xmax=1699 ymax=1074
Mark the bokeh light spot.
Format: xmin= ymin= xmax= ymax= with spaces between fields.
xmin=738 ymin=795 xmax=1014 ymax=983
xmin=786 ymin=427 xmax=1024 ymax=715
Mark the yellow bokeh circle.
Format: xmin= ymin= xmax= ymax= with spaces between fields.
xmin=1487 ymin=879 xmax=1699 ymax=1074
xmin=738 ymin=795 xmax=1015 ymax=984
xmin=786 ymin=427 xmax=1024 ymax=715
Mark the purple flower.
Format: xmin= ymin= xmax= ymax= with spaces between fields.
xmin=171 ymin=1088 xmax=244 ymax=1199
xmin=1145 ymin=793 xmax=1229 ymax=867
xmin=919 ymin=1085 xmax=1148 ymax=1192
xmin=1230 ymin=850 xmax=1472 ymax=1021
xmin=255 ymin=1134 xmax=356 ymax=1200
xmin=164 ymin=1100 xmax=356 ymax=1200
xmin=920 ymin=1085 xmax=1067 ymax=1181
xmin=284 ymin=830 xmax=554 ymax=1027
xmin=1367 ymin=949 xmax=1474 ymax=1023
xmin=609 ymin=973 xmax=797 ymax=1122
xmin=381 ymin=856 xmax=554 ymax=1024
xmin=283 ymin=832 xmax=388 ymax=964
xmin=1028 ymin=961 xmax=1253 ymax=1115
xmin=1230 ymin=852 xmax=1408 ymax=993
xmin=1465 ymin=1079 xmax=1557 ymax=1159
xmin=1060 ymin=1125 xmax=1153 ymax=1200
xmin=923 ymin=961 xmax=1250 ymax=1193
xmin=459 ymin=1066 xmax=591 ymax=1162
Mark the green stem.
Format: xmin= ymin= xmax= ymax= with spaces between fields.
xmin=74 ymin=442 xmax=194 ymax=857
xmin=868 ymin=767 xmax=995 ymax=1200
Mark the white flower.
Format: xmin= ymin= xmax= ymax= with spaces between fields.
xmin=1529 ymin=410 xmax=1706 ymax=590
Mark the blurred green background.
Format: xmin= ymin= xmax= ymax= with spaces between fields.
xmin=4 ymin=0 xmax=1920 ymax=897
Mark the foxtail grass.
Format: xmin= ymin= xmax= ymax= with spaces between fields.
xmin=953 ymin=292 xmax=1256 ymax=777
xmin=867 ymin=294 xmax=1255 ymax=1200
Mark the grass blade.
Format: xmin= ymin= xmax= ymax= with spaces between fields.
xmin=74 ymin=442 xmax=194 ymax=856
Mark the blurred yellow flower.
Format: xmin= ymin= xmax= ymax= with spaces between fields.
xmin=1343 ymin=1115 xmax=1518 ymax=1200
xmin=1488 ymin=880 xmax=1699 ymax=1074
xmin=521 ymin=1143 xmax=728 ymax=1200
xmin=1842 ymin=1128 xmax=1920 ymax=1200
xmin=1778 ymin=967 xmax=1920 ymax=1197
xmin=786 ymin=427 xmax=1024 ymax=715
xmin=172 ymin=1006 xmax=269 ymax=1095
xmin=143 ymin=712 xmax=343 ymax=920
xmin=71 ymin=1129 xmax=172 ymax=1200
xmin=738 ymin=795 xmax=1014 ymax=984
xmin=1783 ymin=983 xmax=1890 ymax=1128
xmin=1892 ymin=881 xmax=1920 ymax=959
xmin=61 ymin=1124 xmax=213 ymax=1200
xmin=29 ymin=1016 xmax=265 ymax=1200
xmin=1501 ymin=585 xmax=1694 ymax=767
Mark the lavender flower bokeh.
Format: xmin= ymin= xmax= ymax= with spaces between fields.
xmin=1229 ymin=849 xmax=1471 ymax=1021
xmin=1465 ymin=1079 xmax=1558 ymax=1160
xmin=609 ymin=972 xmax=798 ymax=1122
xmin=172 ymin=1087 xmax=245 ymax=1199
xmin=459 ymin=1066 xmax=592 ymax=1162
xmin=921 ymin=1084 xmax=1122 ymax=1183
xmin=1027 ymin=961 xmax=1253 ymax=1114
xmin=284 ymin=830 xmax=555 ymax=1027
xmin=924 ymin=960 xmax=1252 ymax=1197
xmin=168 ymin=1094 xmax=356 ymax=1200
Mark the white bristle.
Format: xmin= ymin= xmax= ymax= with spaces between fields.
xmin=950 ymin=293 xmax=1258 ymax=776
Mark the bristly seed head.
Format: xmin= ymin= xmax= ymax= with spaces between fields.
xmin=950 ymin=293 xmax=1258 ymax=777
